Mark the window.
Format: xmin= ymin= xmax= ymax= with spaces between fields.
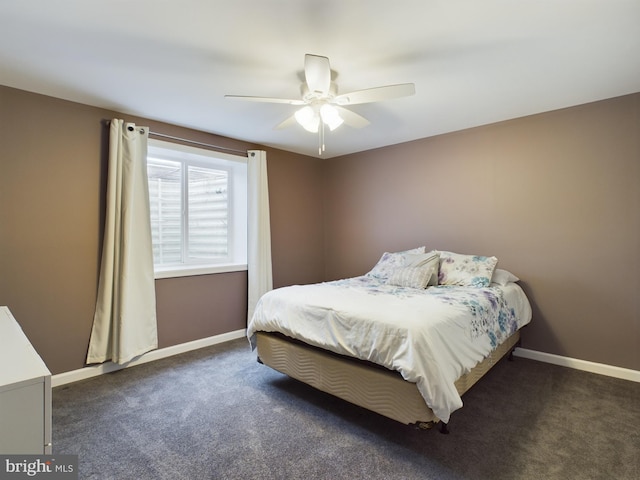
xmin=147 ymin=139 xmax=247 ymax=278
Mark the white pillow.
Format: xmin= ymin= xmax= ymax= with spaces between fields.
xmin=404 ymin=251 xmax=440 ymax=286
xmin=387 ymin=266 xmax=435 ymax=289
xmin=366 ymin=247 xmax=425 ymax=280
xmin=437 ymin=250 xmax=498 ymax=288
xmin=491 ymin=268 xmax=520 ymax=286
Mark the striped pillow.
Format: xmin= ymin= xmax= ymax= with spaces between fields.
xmin=404 ymin=251 xmax=440 ymax=286
xmin=387 ymin=265 xmax=436 ymax=289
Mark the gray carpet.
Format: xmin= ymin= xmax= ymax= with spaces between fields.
xmin=53 ymin=338 xmax=640 ymax=480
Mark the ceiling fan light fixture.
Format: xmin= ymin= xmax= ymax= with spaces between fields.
xmin=320 ymin=104 xmax=344 ymax=131
xmin=295 ymin=106 xmax=319 ymax=133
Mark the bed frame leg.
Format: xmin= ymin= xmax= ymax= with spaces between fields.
xmin=415 ymin=421 xmax=435 ymax=430
xmin=439 ymin=422 xmax=450 ymax=434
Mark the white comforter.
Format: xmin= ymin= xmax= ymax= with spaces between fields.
xmin=247 ymin=276 xmax=532 ymax=423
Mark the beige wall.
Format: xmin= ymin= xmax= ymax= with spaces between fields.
xmin=325 ymin=93 xmax=640 ymax=371
xmin=0 ymin=86 xmax=324 ymax=374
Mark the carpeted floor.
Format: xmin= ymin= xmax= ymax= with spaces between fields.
xmin=52 ymin=338 xmax=640 ymax=480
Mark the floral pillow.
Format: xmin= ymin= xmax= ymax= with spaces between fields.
xmin=437 ymin=251 xmax=498 ymax=287
xmin=387 ymin=265 xmax=436 ymax=289
xmin=366 ymin=247 xmax=425 ymax=281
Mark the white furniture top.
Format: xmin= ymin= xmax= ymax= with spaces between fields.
xmin=0 ymin=306 xmax=51 ymax=391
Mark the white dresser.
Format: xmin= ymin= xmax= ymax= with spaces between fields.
xmin=0 ymin=306 xmax=52 ymax=454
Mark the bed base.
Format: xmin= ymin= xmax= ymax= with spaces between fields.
xmin=255 ymin=330 xmax=521 ymax=431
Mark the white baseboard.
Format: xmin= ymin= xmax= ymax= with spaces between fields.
xmin=514 ymin=347 xmax=640 ymax=383
xmin=52 ymin=329 xmax=247 ymax=388
xmin=53 ymin=335 xmax=639 ymax=388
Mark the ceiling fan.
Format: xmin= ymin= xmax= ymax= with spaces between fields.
xmin=225 ymin=54 xmax=415 ymax=154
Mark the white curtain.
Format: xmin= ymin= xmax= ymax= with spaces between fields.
xmin=86 ymin=119 xmax=158 ymax=365
xmin=247 ymin=150 xmax=273 ymax=322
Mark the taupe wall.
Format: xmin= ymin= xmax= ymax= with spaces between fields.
xmin=0 ymin=86 xmax=324 ymax=374
xmin=325 ymin=93 xmax=640 ymax=371
xmin=1 ymin=85 xmax=638 ymax=375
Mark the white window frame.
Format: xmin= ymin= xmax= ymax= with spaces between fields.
xmin=147 ymin=139 xmax=247 ymax=279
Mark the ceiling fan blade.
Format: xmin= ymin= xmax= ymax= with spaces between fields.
xmin=225 ymin=95 xmax=305 ymax=105
xmin=335 ymin=106 xmax=370 ymax=128
xmin=275 ymin=114 xmax=297 ymax=130
xmin=334 ymin=83 xmax=415 ymax=106
xmin=304 ymin=54 xmax=331 ymax=96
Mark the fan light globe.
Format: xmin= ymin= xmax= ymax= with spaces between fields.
xmin=294 ymin=106 xmax=319 ymax=133
xmin=320 ymin=104 xmax=344 ymax=131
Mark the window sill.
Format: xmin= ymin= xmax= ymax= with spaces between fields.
xmin=154 ymin=263 xmax=248 ymax=279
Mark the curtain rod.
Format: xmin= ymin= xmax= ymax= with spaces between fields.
xmin=105 ymin=120 xmax=249 ymax=157
xmin=148 ymin=131 xmax=248 ymax=157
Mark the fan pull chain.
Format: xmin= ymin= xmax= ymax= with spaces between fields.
xmin=319 ymin=121 xmax=326 ymax=155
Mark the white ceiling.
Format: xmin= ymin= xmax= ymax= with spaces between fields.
xmin=1 ymin=1 xmax=639 ymax=158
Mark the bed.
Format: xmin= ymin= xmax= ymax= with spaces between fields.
xmin=248 ymin=248 xmax=532 ymax=431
